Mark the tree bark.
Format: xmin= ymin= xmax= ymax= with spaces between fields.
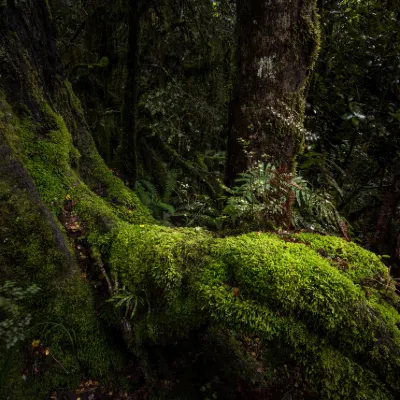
xmin=226 ymin=0 xmax=320 ymax=186
xmin=120 ymin=0 xmax=141 ymax=186
xmin=373 ymin=172 xmax=400 ymax=254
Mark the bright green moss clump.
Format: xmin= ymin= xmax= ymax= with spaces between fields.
xmin=109 ymin=228 xmax=400 ymax=399
xmin=110 ymin=224 xmax=212 ymax=344
xmin=296 ymin=233 xmax=390 ymax=284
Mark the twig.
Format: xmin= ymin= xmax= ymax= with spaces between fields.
xmin=49 ymin=351 xmax=68 ymax=374
xmin=91 ymin=248 xmax=114 ymax=295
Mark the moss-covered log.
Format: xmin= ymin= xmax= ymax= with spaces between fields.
xmin=111 ymin=226 xmax=400 ymax=398
xmin=1 ymin=1 xmax=400 ymax=399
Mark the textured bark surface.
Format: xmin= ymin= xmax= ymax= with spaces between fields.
xmin=226 ymin=0 xmax=320 ymax=185
xmin=0 ymin=1 xmax=72 ymax=266
xmin=120 ymin=0 xmax=140 ymax=186
xmin=374 ymin=173 xmax=400 ymax=254
xmin=0 ymin=0 xmax=62 ymax=110
xmin=0 ymin=2 xmax=151 ymax=396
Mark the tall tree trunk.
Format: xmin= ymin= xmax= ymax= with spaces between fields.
xmin=226 ymin=0 xmax=320 ymax=186
xmin=120 ymin=0 xmax=141 ymax=186
xmin=372 ymin=9 xmax=400 ymax=256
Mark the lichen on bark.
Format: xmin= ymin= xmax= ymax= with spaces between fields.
xmin=226 ymin=0 xmax=321 ymax=185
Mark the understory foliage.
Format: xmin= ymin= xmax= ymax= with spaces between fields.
xmin=169 ymin=161 xmax=344 ymax=235
xmin=135 ymin=175 xmax=177 ymax=221
xmin=304 ymin=0 xmax=400 ymax=256
xmin=223 ymin=161 xmax=343 ymax=233
xmin=0 ymin=281 xmax=40 ymax=349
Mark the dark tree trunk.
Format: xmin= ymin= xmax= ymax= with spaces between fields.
xmin=120 ymin=0 xmax=141 ymax=186
xmin=226 ymin=0 xmax=320 ymax=186
xmin=373 ymin=173 xmax=400 ymax=254
xmin=372 ymin=10 xmax=400 ymax=256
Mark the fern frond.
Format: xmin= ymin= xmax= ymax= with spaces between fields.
xmin=155 ymin=201 xmax=175 ymax=215
xmin=141 ymin=180 xmax=159 ymax=200
xmin=163 ymin=169 xmax=178 ymax=202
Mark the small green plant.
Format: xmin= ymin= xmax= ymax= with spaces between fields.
xmin=175 ymin=188 xmax=222 ymax=229
xmin=292 ymin=176 xmax=344 ymax=234
xmin=107 ymin=286 xmax=150 ymax=319
xmin=0 ymin=281 xmax=40 ymax=349
xmin=222 ymin=162 xmax=294 ymax=230
xmin=219 ymin=161 xmax=345 ymax=234
xmin=31 ymin=321 xmax=76 ymax=348
xmin=135 ymin=179 xmax=175 ymax=221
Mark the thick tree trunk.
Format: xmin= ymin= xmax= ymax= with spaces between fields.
xmin=0 ymin=2 xmax=150 ymax=396
xmin=226 ymin=0 xmax=320 ymax=186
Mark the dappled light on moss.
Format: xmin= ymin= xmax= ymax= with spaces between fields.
xmin=108 ymin=227 xmax=400 ymax=398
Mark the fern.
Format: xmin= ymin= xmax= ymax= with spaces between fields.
xmin=291 ymin=176 xmax=343 ymax=234
xmin=175 ymin=194 xmax=221 ymax=229
xmin=141 ymin=180 xmax=159 ymax=200
xmin=224 ymin=162 xmax=293 ymax=230
xmin=135 ymin=179 xmax=176 ymax=221
xmin=222 ymin=162 xmax=345 ymax=234
xmin=163 ymin=169 xmax=178 ymax=203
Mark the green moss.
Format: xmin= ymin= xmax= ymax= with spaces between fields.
xmin=296 ymin=233 xmax=385 ymax=276
xmin=1 ymin=82 xmax=152 ymax=223
xmin=97 ymin=56 xmax=110 ymax=69
xmin=0 ymin=90 xmax=147 ymax=397
xmin=62 ymin=80 xmax=153 ymax=224
xmin=110 ymin=224 xmax=212 ymax=344
xmin=108 ymin=229 xmax=400 ymax=398
xmin=64 ymin=79 xmax=84 ymax=115
xmin=295 ymin=233 xmax=396 ymax=298
xmin=299 ymin=1 xmax=321 ymax=70
xmin=44 ymin=0 xmax=53 ymax=20
xmin=0 ymin=172 xmax=118 ymax=400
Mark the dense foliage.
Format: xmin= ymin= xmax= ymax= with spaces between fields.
xmin=0 ymin=0 xmax=399 ymax=399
